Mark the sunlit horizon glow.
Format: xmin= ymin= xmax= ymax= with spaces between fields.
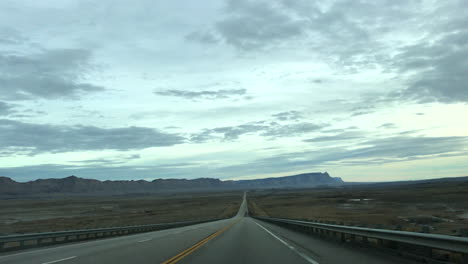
xmin=0 ymin=0 xmax=467 ymax=182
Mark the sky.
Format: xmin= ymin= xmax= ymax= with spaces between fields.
xmin=0 ymin=0 xmax=467 ymax=182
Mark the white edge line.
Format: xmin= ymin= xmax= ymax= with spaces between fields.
xmin=255 ymin=221 xmax=319 ymax=264
xmin=41 ymin=256 xmax=76 ymax=264
xmin=138 ymin=238 xmax=152 ymax=243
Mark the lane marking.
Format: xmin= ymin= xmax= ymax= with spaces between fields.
xmin=41 ymin=256 xmax=76 ymax=264
xmin=138 ymin=238 xmax=152 ymax=243
xmin=161 ymin=220 xmax=239 ymax=264
xmin=255 ymin=222 xmax=319 ymax=264
xmin=0 ymin=220 xmax=231 ymax=262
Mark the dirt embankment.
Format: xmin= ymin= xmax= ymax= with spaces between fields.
xmin=248 ymin=181 xmax=468 ymax=236
xmin=0 ymin=191 xmax=242 ymax=235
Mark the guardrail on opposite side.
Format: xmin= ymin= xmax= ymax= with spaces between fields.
xmin=0 ymin=218 xmax=222 ymax=253
xmin=254 ymin=216 xmax=468 ymax=264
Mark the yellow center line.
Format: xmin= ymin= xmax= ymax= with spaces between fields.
xmin=161 ymin=220 xmax=240 ymax=264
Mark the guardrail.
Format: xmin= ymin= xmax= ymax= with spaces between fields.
xmin=254 ymin=216 xmax=468 ymax=264
xmin=0 ymin=218 xmax=222 ymax=253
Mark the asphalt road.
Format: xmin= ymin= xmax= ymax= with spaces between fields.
xmin=0 ymin=193 xmax=418 ymax=264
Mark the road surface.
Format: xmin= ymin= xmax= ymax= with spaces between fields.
xmin=0 ymin=193 xmax=417 ymax=264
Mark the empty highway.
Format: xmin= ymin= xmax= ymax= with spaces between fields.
xmin=0 ymin=194 xmax=418 ymax=264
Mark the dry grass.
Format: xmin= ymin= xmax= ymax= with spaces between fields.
xmin=0 ymin=191 xmax=242 ymax=235
xmin=248 ymin=181 xmax=468 ymax=236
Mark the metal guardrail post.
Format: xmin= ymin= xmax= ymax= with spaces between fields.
xmin=340 ymin=232 xmax=345 ymax=243
xmin=362 ymin=236 xmax=369 ymax=244
xmin=462 ymin=253 xmax=468 ymax=264
xmin=0 ymin=218 xmax=222 ymax=253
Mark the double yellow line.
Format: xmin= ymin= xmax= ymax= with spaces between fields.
xmin=161 ymin=220 xmax=239 ymax=264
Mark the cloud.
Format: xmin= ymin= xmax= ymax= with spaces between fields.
xmin=210 ymin=0 xmax=468 ymax=111
xmin=191 ymin=122 xmax=269 ymax=142
xmin=303 ymin=132 xmax=363 ymax=143
xmin=215 ymin=0 xmax=308 ymax=50
xmin=0 ymin=119 xmax=185 ymax=155
xmin=378 ymin=123 xmax=397 ymax=129
xmin=191 ymin=120 xmax=324 ymax=142
xmin=0 ymin=49 xmax=105 ymax=101
xmin=340 ymin=136 xmax=468 ymax=161
xmin=272 ymin=110 xmax=303 ymax=121
xmin=349 ymin=103 xmax=378 ymax=116
xmin=0 ymin=27 xmax=27 ymax=45
xmin=154 ymin=88 xmax=247 ymax=100
xmin=2 ymin=135 xmax=467 ymax=181
xmin=210 ymin=0 xmax=416 ymax=60
xmin=215 ymin=135 xmax=468 ymax=177
xmin=260 ymin=122 xmax=322 ymax=137
xmin=397 ymin=32 xmax=468 ymax=103
xmin=185 ymin=31 xmax=219 ymax=44
xmin=0 ymin=101 xmax=14 ymax=116
xmin=70 ymin=154 xmax=141 ymax=166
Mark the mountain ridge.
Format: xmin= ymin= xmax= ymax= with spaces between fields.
xmin=0 ymin=172 xmax=341 ymax=197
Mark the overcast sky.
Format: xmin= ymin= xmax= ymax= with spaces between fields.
xmin=1 ymin=0 xmax=467 ymax=182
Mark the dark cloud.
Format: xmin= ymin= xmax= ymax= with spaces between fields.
xmin=378 ymin=123 xmax=397 ymax=129
xmin=211 ymin=0 xmax=414 ymax=60
xmin=272 ymin=110 xmax=303 ymax=121
xmin=8 ymin=109 xmax=47 ymax=119
xmin=0 ymin=49 xmax=105 ymax=101
xmin=391 ymin=28 xmax=468 ymax=103
xmin=154 ymin=88 xmax=247 ymax=100
xmin=215 ymin=0 xmax=307 ymax=50
xmin=212 ymin=0 xmax=468 ymax=105
xmin=350 ymin=104 xmax=378 ymax=116
xmin=0 ymin=101 xmax=14 ymax=116
xmin=0 ymin=119 xmax=185 ymax=155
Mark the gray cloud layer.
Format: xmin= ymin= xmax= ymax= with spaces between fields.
xmin=208 ymin=0 xmax=410 ymax=55
xmin=192 ymin=119 xmax=324 ymax=142
xmin=216 ymin=135 xmax=468 ymax=177
xmin=272 ymin=110 xmax=303 ymax=121
xmin=215 ymin=0 xmax=307 ymax=50
xmin=198 ymin=0 xmax=468 ymax=104
xmin=4 ymin=135 xmax=467 ymax=181
xmin=392 ymin=29 xmax=468 ymax=103
xmin=0 ymin=28 xmax=27 ymax=45
xmin=0 ymin=101 xmax=14 ymax=116
xmin=303 ymin=132 xmax=363 ymax=143
xmin=0 ymin=49 xmax=104 ymax=101
xmin=0 ymin=119 xmax=185 ymax=155
xmin=155 ymin=88 xmax=247 ymax=100
xmin=1 ymin=0 xmax=467 ymax=181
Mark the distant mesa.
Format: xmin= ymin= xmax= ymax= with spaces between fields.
xmin=0 ymin=172 xmax=342 ymax=197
